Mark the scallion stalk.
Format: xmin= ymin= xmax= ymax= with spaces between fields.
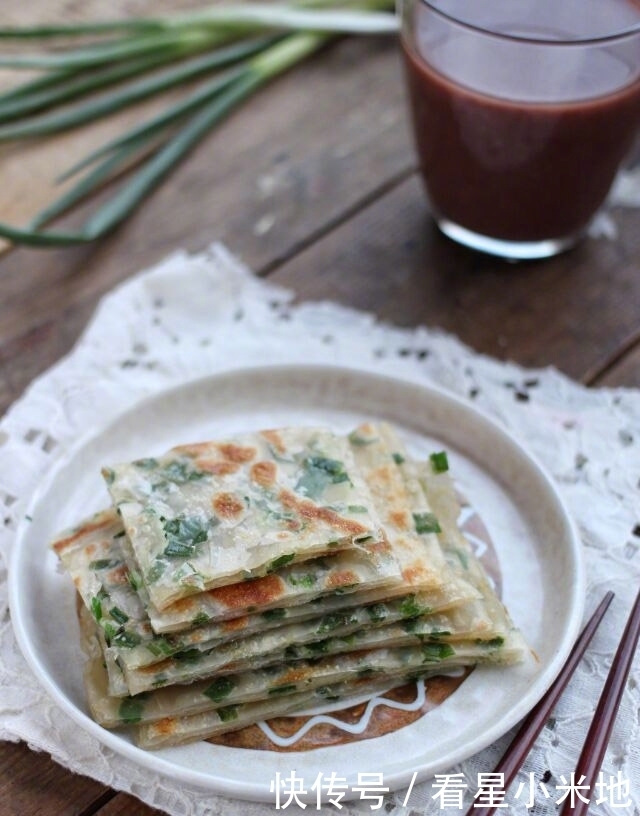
xmin=0 ymin=2 xmax=397 ymax=248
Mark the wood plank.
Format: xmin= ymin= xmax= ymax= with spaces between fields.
xmin=0 ymin=741 xmax=112 ymax=816
xmin=0 ymin=32 xmax=414 ymax=418
xmin=3 ymin=169 xmax=640 ymax=419
xmin=269 ymin=174 xmax=640 ymax=385
xmin=0 ymin=0 xmax=209 ymax=252
xmin=0 ymin=34 xmax=412 ymax=340
xmin=0 ymin=301 xmax=95 ymax=416
xmin=94 ymin=792 xmax=166 ymax=816
xmin=591 ymin=339 xmax=640 ymax=387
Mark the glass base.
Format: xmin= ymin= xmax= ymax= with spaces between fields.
xmin=436 ymin=217 xmax=581 ymax=260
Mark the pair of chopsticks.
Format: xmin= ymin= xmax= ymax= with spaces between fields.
xmin=468 ymin=586 xmax=640 ymax=816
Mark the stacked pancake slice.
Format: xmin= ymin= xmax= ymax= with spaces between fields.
xmin=52 ymin=422 xmax=527 ymax=750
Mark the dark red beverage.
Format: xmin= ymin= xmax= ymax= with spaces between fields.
xmin=400 ymin=0 xmax=640 ymax=256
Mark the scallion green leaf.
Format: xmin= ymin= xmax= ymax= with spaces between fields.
xmin=429 ymin=451 xmax=449 ymax=473
xmin=413 ymin=511 xmax=441 ymax=535
xmin=0 ymin=4 xmax=396 ymax=248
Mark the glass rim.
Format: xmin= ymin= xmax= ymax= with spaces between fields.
xmin=414 ymin=0 xmax=640 ymax=45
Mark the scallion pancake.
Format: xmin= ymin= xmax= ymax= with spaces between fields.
xmin=103 ymin=428 xmax=387 ymax=610
xmin=117 ymin=597 xmax=512 ymax=696
xmin=52 ymin=508 xmax=401 ymax=651
xmin=80 ymin=597 xmax=525 ymax=731
xmin=56 ymin=420 xmax=529 ymax=753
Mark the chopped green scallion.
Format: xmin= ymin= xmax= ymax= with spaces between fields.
xmin=146 ymin=638 xmax=175 ymax=657
xmin=422 ymin=642 xmax=455 ymax=662
xmin=146 ymin=559 xmax=166 ymax=584
xmin=295 ymin=455 xmax=351 ymax=499
xmin=88 ymin=558 xmax=119 ymax=570
xmin=204 ymin=676 xmax=236 ymax=702
xmin=90 ymin=595 xmax=103 ymax=622
xmin=476 ymin=636 xmax=505 ymax=648
xmin=268 ymin=553 xmax=295 ymax=572
xmin=101 ymin=621 xmax=118 ymax=644
xmin=429 ymin=451 xmax=449 ymax=473
xmin=268 ymin=683 xmax=297 ymax=695
xmin=317 ymin=612 xmax=355 ymax=633
xmin=132 ymin=457 xmax=159 ymax=469
xmin=287 ymin=572 xmax=316 ymax=588
xmin=217 ymin=705 xmax=239 ymax=723
xmin=160 ymin=460 xmax=207 ymax=484
xmin=413 ymin=512 xmax=441 ymax=535
xmin=174 ymin=648 xmax=203 ymax=663
xmin=162 ymin=515 xmax=209 ymax=558
xmin=119 ymin=697 xmax=145 ymax=724
xmin=112 ymin=629 xmax=142 ymax=648
xmin=109 ymin=606 xmax=129 ymax=625
xmin=366 ymin=603 xmax=388 ymax=623
xmin=399 ymin=595 xmax=423 ymax=619
xmin=261 ymin=607 xmax=286 ymax=622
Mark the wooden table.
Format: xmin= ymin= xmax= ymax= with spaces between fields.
xmin=1 ymin=2 xmax=639 ymax=813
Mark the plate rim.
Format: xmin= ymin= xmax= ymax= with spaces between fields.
xmin=8 ymin=362 xmax=586 ymax=802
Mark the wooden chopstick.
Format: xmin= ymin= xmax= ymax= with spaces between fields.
xmin=559 ymin=585 xmax=640 ymax=816
xmin=467 ymin=590 xmax=615 ymax=816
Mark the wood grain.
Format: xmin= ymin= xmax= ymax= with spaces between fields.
xmin=0 ymin=741 xmax=111 ymax=815
xmin=0 ymin=35 xmax=416 ymax=419
xmin=0 ymin=300 xmax=95 ymax=416
xmin=0 ymin=0 xmax=212 ymax=252
xmin=594 ymin=342 xmax=640 ymax=388
xmin=270 ymin=174 xmax=640 ymax=383
xmin=0 ymin=36 xmax=412 ymax=336
xmin=93 ymin=794 xmax=165 ymax=816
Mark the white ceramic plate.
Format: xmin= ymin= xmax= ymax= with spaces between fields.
xmin=9 ymin=365 xmax=585 ymax=803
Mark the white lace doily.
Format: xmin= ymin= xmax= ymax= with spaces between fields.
xmin=1 ymin=243 xmax=638 ymax=816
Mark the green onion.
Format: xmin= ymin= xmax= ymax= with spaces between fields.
xmin=365 ymin=603 xmax=388 ymax=623
xmin=261 ymin=607 xmax=287 ymax=621
xmin=422 ymin=642 xmax=455 ymax=662
xmin=413 ymin=511 xmax=442 ymax=535
xmin=118 ymin=697 xmax=146 ymax=725
xmin=88 ymin=558 xmax=119 ymax=571
xmin=111 ymin=629 xmax=142 ymax=648
xmin=90 ymin=595 xmax=103 ymax=622
xmin=56 ymin=66 xmax=245 ymax=183
xmin=0 ymin=2 xmax=397 ymax=248
xmin=296 ymin=453 xmax=351 ymax=498
xmin=109 ymin=606 xmax=129 ymax=625
xmin=163 ymin=514 xmax=210 ymax=557
xmin=217 ymin=705 xmax=239 ymax=722
xmin=399 ymin=595 xmax=423 ymax=619
xmin=429 ymin=451 xmax=449 ymax=473
xmin=0 ymin=37 xmax=276 ymax=139
xmin=268 ymin=682 xmax=297 ymax=695
xmin=145 ymin=638 xmax=175 ymax=657
xmin=0 ymin=53 xmax=174 ymax=122
xmin=268 ymin=551 xmax=296 ymax=571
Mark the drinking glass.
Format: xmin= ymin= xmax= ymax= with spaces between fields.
xmin=399 ymin=0 xmax=640 ymax=259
